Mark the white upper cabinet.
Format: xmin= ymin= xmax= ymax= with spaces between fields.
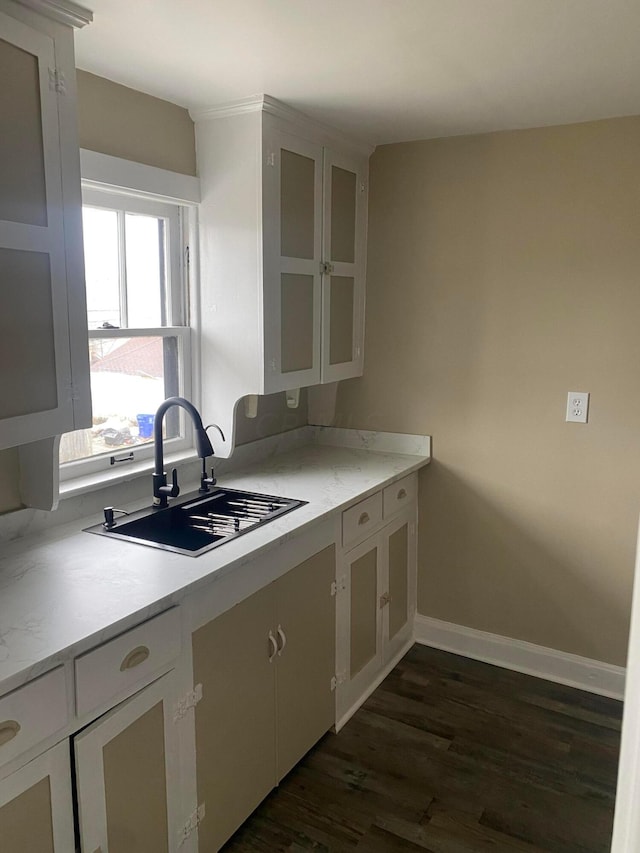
xmin=193 ymin=95 xmax=372 ymax=456
xmin=0 ymin=0 xmax=92 ymax=451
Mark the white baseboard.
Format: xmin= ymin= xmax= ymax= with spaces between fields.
xmin=414 ymin=615 xmax=625 ymax=700
xmin=335 ymin=637 xmax=414 ymax=732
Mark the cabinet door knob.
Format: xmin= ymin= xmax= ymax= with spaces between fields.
xmin=358 ymin=512 xmax=370 ymax=526
xmin=268 ymin=630 xmax=278 ymax=663
xmin=276 ymin=625 xmax=287 ymax=656
xmin=120 ymin=645 xmax=150 ymax=671
xmin=0 ymin=720 xmax=20 ymax=747
xmin=397 ymin=488 xmax=407 ymax=500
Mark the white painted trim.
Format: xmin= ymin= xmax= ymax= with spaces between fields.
xmin=16 ymin=0 xmax=92 ymax=27
xmin=414 ymin=614 xmax=625 ymax=699
xmin=190 ymin=93 xmax=267 ymax=122
xmin=611 ymin=518 xmax=640 ymax=852
xmin=335 ymin=637 xmax=414 ymax=732
xmin=190 ymin=93 xmax=375 ymax=157
xmin=80 ymin=149 xmax=200 ymax=204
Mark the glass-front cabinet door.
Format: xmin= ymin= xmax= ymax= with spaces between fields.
xmin=321 ymin=148 xmax=367 ymax=383
xmin=262 ymin=128 xmax=323 ymax=393
xmin=0 ymin=10 xmax=80 ymax=448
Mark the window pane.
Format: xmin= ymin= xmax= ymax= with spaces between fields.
xmin=59 ymin=336 xmax=180 ymax=463
xmin=83 ymin=207 xmax=120 ymax=329
xmin=125 ymin=213 xmax=165 ymax=327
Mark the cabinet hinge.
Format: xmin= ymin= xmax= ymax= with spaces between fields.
xmin=320 ymin=261 xmax=335 ymax=276
xmin=173 ymin=683 xmax=203 ymax=723
xmin=270 ymin=357 xmax=277 ymax=372
xmin=331 ymin=671 xmax=347 ymax=691
xmin=331 ymin=575 xmax=346 ymax=596
xmin=360 ymin=181 xmax=367 ymax=193
xmin=355 ymin=345 xmax=361 ymax=359
xmin=48 ymin=67 xmax=66 ymax=95
xmin=178 ymin=803 xmax=205 ymax=845
xmin=266 ymin=151 xmax=276 ymax=167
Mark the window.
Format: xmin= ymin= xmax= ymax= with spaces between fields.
xmin=60 ymin=187 xmax=192 ymax=479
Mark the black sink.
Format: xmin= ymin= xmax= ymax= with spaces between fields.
xmin=84 ymin=487 xmax=306 ymax=556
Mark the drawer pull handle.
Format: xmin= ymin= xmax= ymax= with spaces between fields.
xmin=397 ymin=488 xmax=407 ymax=500
xmin=358 ymin=512 xmax=370 ymax=526
xmin=0 ymin=720 xmax=20 ymax=747
xmin=268 ymin=630 xmax=278 ymax=663
xmin=276 ymin=625 xmax=287 ymax=656
xmin=120 ymin=645 xmax=150 ymax=671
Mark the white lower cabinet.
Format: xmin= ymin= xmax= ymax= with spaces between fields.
xmin=74 ymin=671 xmax=184 ymax=853
xmin=336 ymin=487 xmax=418 ymax=726
xmin=0 ymin=478 xmax=418 ymax=850
xmin=0 ymin=739 xmax=75 ymax=852
xmin=191 ymin=545 xmax=336 ymax=852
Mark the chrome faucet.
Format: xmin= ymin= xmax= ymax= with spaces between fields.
xmin=152 ymin=397 xmax=223 ymax=508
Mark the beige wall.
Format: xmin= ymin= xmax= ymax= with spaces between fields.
xmin=337 ymin=116 xmax=640 ymax=666
xmin=76 ymin=71 xmax=197 ymax=176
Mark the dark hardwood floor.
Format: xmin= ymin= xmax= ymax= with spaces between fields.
xmin=222 ymin=644 xmax=623 ymax=852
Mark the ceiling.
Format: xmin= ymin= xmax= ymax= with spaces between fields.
xmin=74 ymin=0 xmax=640 ymax=146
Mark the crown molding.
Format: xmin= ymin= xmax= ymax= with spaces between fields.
xmin=189 ymin=94 xmax=267 ymax=123
xmin=16 ymin=0 xmax=93 ymax=28
xmin=190 ymin=93 xmax=375 ymax=157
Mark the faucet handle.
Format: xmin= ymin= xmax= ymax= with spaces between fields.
xmin=154 ymin=467 xmax=180 ymax=505
xmin=168 ymin=468 xmax=180 ymax=497
xmin=205 ymin=423 xmax=225 ymax=446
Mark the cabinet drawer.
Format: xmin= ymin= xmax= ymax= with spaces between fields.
xmin=383 ymin=474 xmax=417 ymax=519
xmin=75 ymin=608 xmax=181 ymax=718
xmin=0 ymin=667 xmax=68 ymax=768
xmin=342 ymin=492 xmax=383 ymax=549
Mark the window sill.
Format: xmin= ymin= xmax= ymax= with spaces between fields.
xmin=59 ymin=448 xmax=199 ymax=500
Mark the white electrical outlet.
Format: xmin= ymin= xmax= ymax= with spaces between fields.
xmin=566 ymin=391 xmax=589 ymax=423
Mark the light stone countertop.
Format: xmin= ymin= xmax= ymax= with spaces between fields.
xmin=0 ymin=429 xmax=430 ymax=697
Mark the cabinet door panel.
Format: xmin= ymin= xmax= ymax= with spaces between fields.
xmin=329 ymin=275 xmax=355 ymax=365
xmin=0 ymin=247 xmax=57 ymax=418
xmin=0 ymin=775 xmax=55 ymax=851
xmin=276 ymin=545 xmax=336 ymax=780
xmin=280 ymin=149 xmax=316 ymax=260
xmin=350 ymin=546 xmax=379 ymax=678
xmin=281 ymin=272 xmax=315 ymax=373
xmin=192 ymin=583 xmax=276 ymax=851
xmin=102 ymin=702 xmax=169 ymax=853
xmin=388 ymin=522 xmax=409 ymax=641
xmin=0 ymin=740 xmax=75 ymax=852
xmin=0 ymin=34 xmax=47 ymax=227
xmin=321 ymin=148 xmax=367 ymax=383
xmin=75 ymin=672 xmax=180 ymax=853
xmin=262 ymin=126 xmax=323 ymax=393
xmin=330 ymin=165 xmax=356 ymax=264
xmin=383 ymin=510 xmax=417 ymax=666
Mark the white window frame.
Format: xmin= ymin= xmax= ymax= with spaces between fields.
xmin=59 ymin=151 xmax=201 ymax=487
